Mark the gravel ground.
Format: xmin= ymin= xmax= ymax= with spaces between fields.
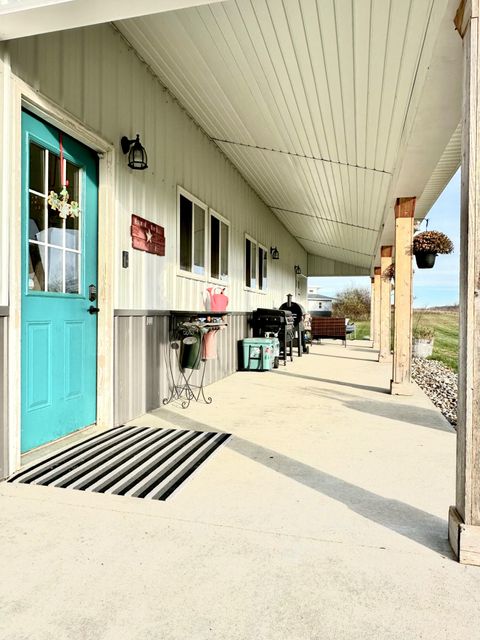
xmin=412 ymin=357 xmax=458 ymax=427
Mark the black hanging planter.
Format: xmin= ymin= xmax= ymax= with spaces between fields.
xmin=414 ymin=252 xmax=437 ymax=269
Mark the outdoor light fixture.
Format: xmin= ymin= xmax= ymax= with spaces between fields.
xmin=121 ymin=134 xmax=148 ymax=170
xmin=270 ymin=246 xmax=280 ymax=260
xmin=294 ymin=265 xmax=302 ymax=275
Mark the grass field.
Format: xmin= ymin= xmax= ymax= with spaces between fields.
xmin=414 ymin=310 xmax=459 ymax=372
xmin=345 ymin=311 xmax=459 ymax=372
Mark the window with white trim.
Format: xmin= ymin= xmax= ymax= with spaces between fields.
xmin=245 ymin=235 xmax=268 ymax=291
xmin=258 ymin=244 xmax=267 ymax=291
xmin=178 ymin=189 xmax=206 ymax=276
xmin=210 ymin=211 xmax=229 ymax=282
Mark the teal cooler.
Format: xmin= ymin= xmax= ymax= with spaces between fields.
xmin=240 ymin=338 xmax=275 ymax=371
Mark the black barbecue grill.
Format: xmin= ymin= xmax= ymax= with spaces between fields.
xmin=252 ymin=308 xmax=294 ymax=365
xmin=280 ymin=295 xmax=311 ymax=356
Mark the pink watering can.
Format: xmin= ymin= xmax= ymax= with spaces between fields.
xmin=206 ymin=286 xmax=229 ymax=312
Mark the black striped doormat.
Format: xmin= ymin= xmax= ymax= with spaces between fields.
xmin=9 ymin=426 xmax=230 ymax=501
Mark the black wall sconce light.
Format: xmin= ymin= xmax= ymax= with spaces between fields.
xmin=294 ymin=265 xmax=302 ymax=275
xmin=121 ymin=134 xmax=148 ymax=170
xmin=270 ymin=246 xmax=280 ymax=260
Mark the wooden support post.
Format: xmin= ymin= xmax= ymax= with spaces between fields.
xmin=373 ymin=267 xmax=381 ymax=351
xmin=390 ymin=198 xmax=415 ymax=395
xmin=378 ymin=246 xmax=393 ymax=362
xmin=449 ymin=0 xmax=480 ymax=565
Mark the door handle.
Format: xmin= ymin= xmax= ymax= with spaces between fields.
xmin=88 ymin=305 xmax=100 ymax=314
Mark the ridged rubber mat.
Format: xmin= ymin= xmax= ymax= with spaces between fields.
xmin=9 ymin=425 xmax=230 ymax=501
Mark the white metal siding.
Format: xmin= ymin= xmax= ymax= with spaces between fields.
xmin=0 ymin=52 xmax=11 ymax=307
xmin=6 ymin=23 xmax=308 ymax=311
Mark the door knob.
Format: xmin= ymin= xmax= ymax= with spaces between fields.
xmin=88 ymin=305 xmax=100 ymax=314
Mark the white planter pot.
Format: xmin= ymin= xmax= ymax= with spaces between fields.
xmin=412 ymin=338 xmax=434 ymax=358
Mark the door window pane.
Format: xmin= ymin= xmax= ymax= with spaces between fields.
xmin=65 ymin=161 xmax=79 ymax=201
xmin=193 ymin=204 xmax=205 ymax=275
xmin=48 ymin=247 xmax=63 ymax=293
xmin=179 ymin=195 xmax=192 ymax=272
xmin=65 ymin=251 xmax=79 ymax=294
xmin=29 ymin=143 xmax=45 ymax=194
xmin=29 ymin=193 xmax=45 ymax=241
xmin=48 ymin=152 xmax=61 ymax=194
xmin=66 ymin=214 xmax=79 ymax=250
xmin=48 ymin=204 xmax=64 ymax=246
xmin=28 ymin=243 xmax=45 ymax=291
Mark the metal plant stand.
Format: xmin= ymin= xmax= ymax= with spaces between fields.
xmin=162 ymin=312 xmax=227 ymax=409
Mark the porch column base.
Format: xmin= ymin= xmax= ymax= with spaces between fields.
xmin=390 ymin=380 xmax=414 ymax=396
xmin=448 ymin=506 xmax=480 ymax=566
xmin=378 ymin=353 xmax=393 ymax=363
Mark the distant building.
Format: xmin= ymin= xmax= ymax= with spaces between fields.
xmin=307 ymin=288 xmax=336 ymax=316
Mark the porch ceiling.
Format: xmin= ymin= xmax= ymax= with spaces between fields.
xmin=117 ymin=0 xmax=462 ymax=273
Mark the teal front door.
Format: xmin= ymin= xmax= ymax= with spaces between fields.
xmin=21 ymin=110 xmax=99 ymax=453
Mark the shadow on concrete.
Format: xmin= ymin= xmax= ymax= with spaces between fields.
xmin=308 ymin=352 xmax=377 ymax=363
xmin=272 ymin=369 xmax=389 ymax=395
xmin=305 ymin=386 xmax=453 ymax=433
xmin=150 ymin=408 xmax=452 ymax=558
xmin=228 ymin=437 xmax=452 ymax=557
xmin=345 ymin=398 xmax=453 ymax=433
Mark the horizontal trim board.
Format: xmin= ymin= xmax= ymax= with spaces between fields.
xmin=114 ymin=310 xmax=251 ymax=317
xmin=0 ymin=307 xmax=8 ymax=316
xmin=114 ymin=310 xmax=171 ymax=317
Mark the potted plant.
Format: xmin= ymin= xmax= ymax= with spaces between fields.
xmin=412 ymin=323 xmax=435 ymax=358
xmin=412 ymin=230 xmax=453 ymax=269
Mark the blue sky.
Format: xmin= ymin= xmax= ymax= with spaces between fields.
xmin=308 ymin=170 xmax=460 ymax=308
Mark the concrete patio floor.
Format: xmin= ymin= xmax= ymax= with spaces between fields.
xmin=1 ymin=341 xmax=479 ymax=639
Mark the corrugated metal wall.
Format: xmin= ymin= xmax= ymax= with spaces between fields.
xmin=5 ymin=23 xmax=307 ymax=427
xmin=114 ymin=312 xmax=250 ymax=425
xmin=6 ymin=24 xmax=307 ymax=312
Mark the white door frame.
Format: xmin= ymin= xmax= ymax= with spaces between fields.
xmin=6 ymin=76 xmax=116 ymax=474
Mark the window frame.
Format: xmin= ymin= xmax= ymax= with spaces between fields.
xmin=244 ymin=233 xmax=268 ymax=293
xmin=27 ymin=136 xmax=84 ymax=298
xmin=209 ymin=208 xmax=230 ymax=285
xmin=177 ymin=186 xmax=208 ymax=281
xmin=258 ymin=243 xmax=268 ymax=292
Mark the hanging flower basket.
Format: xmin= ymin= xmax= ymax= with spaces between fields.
xmin=383 ymin=263 xmax=395 ymax=280
xmin=412 ymin=231 xmax=453 ymax=269
xmin=414 ymin=252 xmax=437 ymax=269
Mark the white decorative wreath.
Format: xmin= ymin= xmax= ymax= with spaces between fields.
xmin=47 ymin=186 xmax=80 ymax=219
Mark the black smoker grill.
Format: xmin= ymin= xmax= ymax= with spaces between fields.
xmin=252 ymin=308 xmax=294 ymax=366
xmin=279 ymin=295 xmax=311 ymax=356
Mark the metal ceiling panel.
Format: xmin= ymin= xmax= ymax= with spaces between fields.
xmin=118 ymin=0 xmax=451 ymax=270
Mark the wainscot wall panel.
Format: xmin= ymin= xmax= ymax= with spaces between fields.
xmin=5 ymin=24 xmax=307 ymax=314
xmin=0 ymin=314 xmax=8 ymax=479
xmin=114 ymin=312 xmax=250 ymax=425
